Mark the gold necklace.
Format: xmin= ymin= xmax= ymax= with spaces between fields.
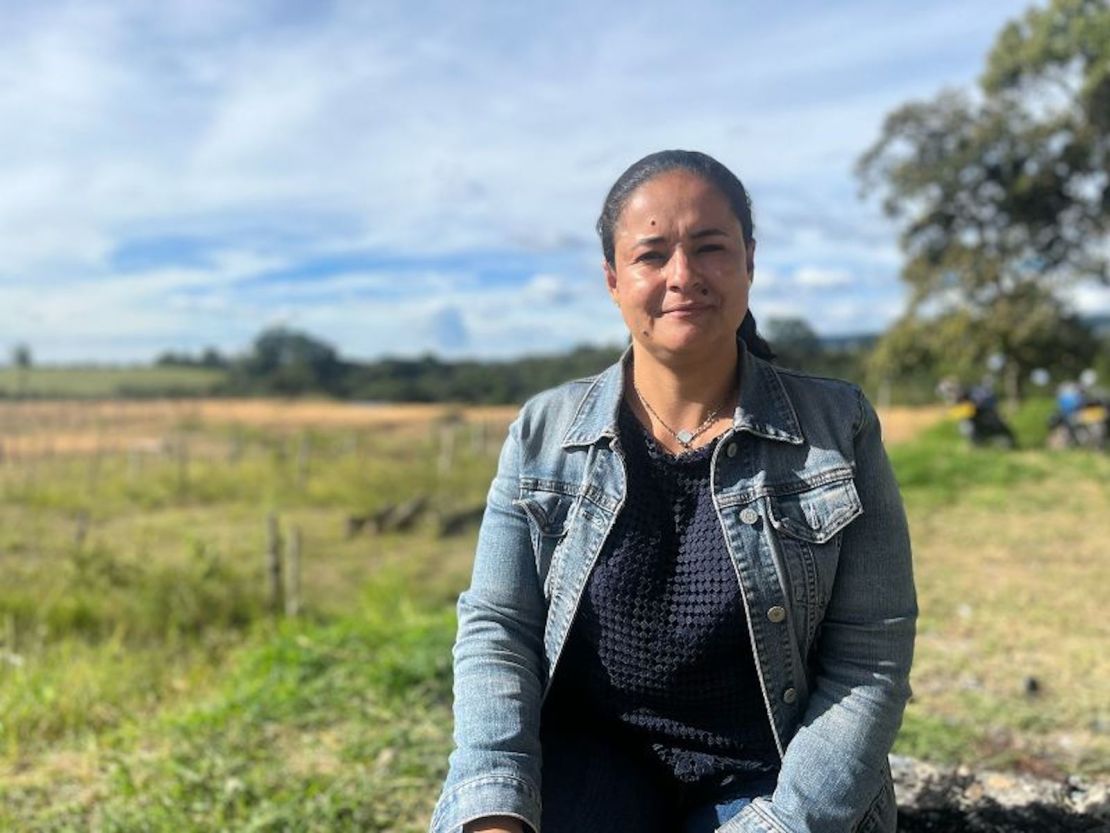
xmin=631 ymin=379 xmax=732 ymax=450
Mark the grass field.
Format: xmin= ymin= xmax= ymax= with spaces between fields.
xmin=0 ymin=397 xmax=1106 ymax=831
xmin=0 ymin=367 xmax=226 ymax=399
xmin=888 ymin=402 xmax=1110 ymax=777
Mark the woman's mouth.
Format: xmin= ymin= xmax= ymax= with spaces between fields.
xmin=662 ymin=303 xmax=711 ymax=315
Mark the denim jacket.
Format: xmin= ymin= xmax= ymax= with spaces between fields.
xmin=430 ymin=341 xmax=917 ymax=833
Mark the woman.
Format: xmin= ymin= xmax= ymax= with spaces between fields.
xmin=430 ymin=150 xmax=916 ymax=833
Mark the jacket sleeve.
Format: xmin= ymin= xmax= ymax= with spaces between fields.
xmin=429 ymin=415 xmax=546 ymax=833
xmin=722 ymin=389 xmax=917 ymax=833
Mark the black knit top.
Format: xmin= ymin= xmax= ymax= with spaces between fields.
xmin=542 ymin=401 xmax=780 ymax=788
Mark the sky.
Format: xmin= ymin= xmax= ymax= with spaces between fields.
xmin=3 ymin=0 xmax=1105 ymax=364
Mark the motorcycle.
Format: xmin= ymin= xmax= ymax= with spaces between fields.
xmin=950 ymin=390 xmax=1016 ymax=450
xmin=1047 ymin=383 xmax=1108 ymax=450
xmin=938 ymin=379 xmax=1017 ymax=449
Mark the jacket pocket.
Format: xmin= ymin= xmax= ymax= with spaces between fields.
xmin=514 ymin=484 xmax=575 ymax=600
xmin=766 ymin=473 xmax=862 ymax=545
xmin=765 ymin=472 xmax=862 ymax=645
xmin=852 ymin=763 xmax=897 ymax=833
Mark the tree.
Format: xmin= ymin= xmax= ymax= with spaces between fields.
xmin=868 ymin=285 xmax=1099 ymax=385
xmin=11 ymin=343 xmax=31 ymax=370
xmin=199 ymin=347 xmax=227 ymax=369
xmin=857 ymin=0 xmax=1109 ymax=396
xmin=763 ymin=317 xmax=821 ymax=370
xmin=10 ymin=343 xmax=32 ymax=398
xmin=237 ymin=327 xmax=346 ymax=395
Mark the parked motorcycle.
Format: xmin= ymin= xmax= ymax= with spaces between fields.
xmin=938 ymin=379 xmax=1018 ymax=449
xmin=1047 ymin=381 xmax=1108 ymax=450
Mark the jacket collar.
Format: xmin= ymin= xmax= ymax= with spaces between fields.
xmin=561 ymin=338 xmax=804 ymax=448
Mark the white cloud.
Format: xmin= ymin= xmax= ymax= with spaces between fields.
xmin=793 ymin=267 xmax=855 ymax=289
xmin=1066 ymin=282 xmax=1110 ymax=316
xmin=0 ymin=0 xmax=1040 ymax=360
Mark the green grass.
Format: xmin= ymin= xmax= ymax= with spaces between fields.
xmin=0 ymin=366 xmax=226 ymax=398
xmin=0 ymin=398 xmax=1107 ymax=830
xmin=887 ymin=397 xmax=1104 ymax=508
xmin=0 ymin=574 xmax=456 ymax=832
xmin=0 ymin=418 xmax=489 ymax=777
xmin=888 ymin=398 xmax=1110 ymax=776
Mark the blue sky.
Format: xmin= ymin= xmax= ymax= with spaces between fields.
xmin=3 ymin=0 xmax=1105 ymax=363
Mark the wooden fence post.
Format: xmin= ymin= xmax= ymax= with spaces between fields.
xmin=285 ymin=526 xmax=302 ymax=618
xmin=128 ymin=448 xmax=142 ymax=483
xmin=296 ymin=434 xmax=310 ymax=490
xmin=73 ymin=512 xmax=90 ymax=549
xmin=470 ymin=421 xmax=488 ymax=455
xmin=266 ymin=512 xmax=284 ymax=614
xmin=176 ymin=437 xmax=190 ymax=494
xmin=87 ymin=449 xmax=102 ymax=490
xmin=438 ymin=424 xmax=456 ymax=473
xmin=3 ymin=613 xmax=15 ymax=654
xmin=228 ymin=430 xmax=245 ymax=465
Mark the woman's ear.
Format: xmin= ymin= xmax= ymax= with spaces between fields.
xmin=604 ymin=261 xmax=619 ymax=301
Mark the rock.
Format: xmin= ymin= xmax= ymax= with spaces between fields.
xmin=893 ymin=755 xmax=1110 ymax=832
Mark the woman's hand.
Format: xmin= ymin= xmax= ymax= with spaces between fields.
xmin=463 ymin=816 xmax=525 ymax=833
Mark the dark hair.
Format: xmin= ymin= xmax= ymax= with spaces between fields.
xmin=596 ymin=149 xmax=775 ymax=361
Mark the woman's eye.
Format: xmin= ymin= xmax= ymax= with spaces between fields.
xmin=635 ymin=251 xmax=665 ymax=264
xmin=698 ymin=244 xmax=724 ymax=254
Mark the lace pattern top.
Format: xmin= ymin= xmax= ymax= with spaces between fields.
xmin=542 ymin=400 xmax=780 ymax=787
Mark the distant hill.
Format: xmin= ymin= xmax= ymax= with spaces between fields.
xmin=817 ymin=332 xmax=880 ymax=353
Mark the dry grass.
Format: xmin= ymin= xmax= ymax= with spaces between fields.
xmin=876 ymin=405 xmax=948 ymax=445
xmin=0 ymin=398 xmax=517 ymax=459
xmin=0 ymin=398 xmax=936 ymax=460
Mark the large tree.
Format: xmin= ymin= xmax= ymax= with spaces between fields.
xmin=237 ymin=327 xmax=347 ymax=395
xmin=11 ymin=343 xmax=32 ymax=398
xmin=764 ymin=317 xmax=821 ymax=370
xmin=857 ymin=0 xmax=1109 ymax=395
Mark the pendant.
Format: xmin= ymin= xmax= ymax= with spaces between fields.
xmin=675 ymin=429 xmax=694 ymax=446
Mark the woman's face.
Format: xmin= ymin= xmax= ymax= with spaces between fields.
xmin=605 ymin=170 xmax=754 ymax=365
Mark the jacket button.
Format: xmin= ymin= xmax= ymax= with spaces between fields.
xmin=726 ymin=442 xmax=738 ymax=458
xmin=767 ymin=606 xmax=786 ymax=623
xmin=739 ymin=508 xmax=759 ymax=525
xmin=782 ymin=687 xmax=797 ymax=704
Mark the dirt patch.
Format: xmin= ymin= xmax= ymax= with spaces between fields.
xmin=877 ymin=405 xmax=947 ymax=445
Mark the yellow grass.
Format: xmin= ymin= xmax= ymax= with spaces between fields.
xmin=876 ymin=405 xmax=948 ymax=445
xmin=0 ymin=399 xmax=518 ymax=458
xmin=0 ymin=399 xmax=938 ymax=459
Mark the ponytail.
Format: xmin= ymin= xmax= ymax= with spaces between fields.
xmin=738 ymin=310 xmax=776 ymax=361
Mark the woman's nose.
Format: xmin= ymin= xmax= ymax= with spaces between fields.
xmin=666 ymin=247 xmax=699 ymax=291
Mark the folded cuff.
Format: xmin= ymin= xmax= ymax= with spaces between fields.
xmin=716 ymin=798 xmax=788 ymax=833
xmin=429 ymin=773 xmax=542 ymax=833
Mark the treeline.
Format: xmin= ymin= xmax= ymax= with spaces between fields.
xmin=10 ymin=312 xmax=1104 ymax=404
xmin=149 ymin=323 xmax=876 ymax=405
xmin=338 ymin=346 xmax=630 ymax=403
xmin=156 ymin=327 xmax=630 ymax=404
